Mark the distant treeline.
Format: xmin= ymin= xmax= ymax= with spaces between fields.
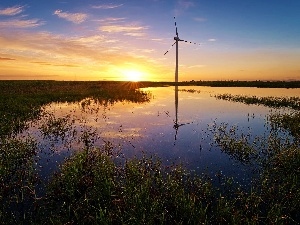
xmin=139 ymin=80 xmax=300 ymax=88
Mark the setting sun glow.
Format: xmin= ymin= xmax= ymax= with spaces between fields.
xmin=123 ymin=70 xmax=142 ymax=82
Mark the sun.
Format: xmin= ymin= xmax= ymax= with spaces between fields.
xmin=123 ymin=70 xmax=142 ymax=82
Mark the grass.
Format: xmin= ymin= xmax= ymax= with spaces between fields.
xmin=215 ymin=94 xmax=300 ymax=110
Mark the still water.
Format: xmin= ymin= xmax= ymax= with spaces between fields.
xmin=23 ymin=86 xmax=299 ymax=187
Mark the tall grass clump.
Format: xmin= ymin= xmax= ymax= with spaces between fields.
xmin=0 ymin=138 xmax=38 ymax=223
xmin=42 ymin=148 xmax=219 ymax=224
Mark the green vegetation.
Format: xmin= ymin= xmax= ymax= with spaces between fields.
xmin=270 ymin=112 xmax=300 ymax=140
xmin=210 ymin=123 xmax=259 ymax=164
xmin=0 ymin=138 xmax=38 ymax=223
xmin=215 ymin=94 xmax=300 ymax=110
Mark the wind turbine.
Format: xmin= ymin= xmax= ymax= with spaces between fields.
xmin=164 ymin=17 xmax=197 ymax=143
xmin=164 ymin=17 xmax=201 ymax=83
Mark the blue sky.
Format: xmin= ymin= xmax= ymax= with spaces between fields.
xmin=0 ymin=0 xmax=299 ymax=81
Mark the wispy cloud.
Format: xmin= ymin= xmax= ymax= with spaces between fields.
xmin=208 ymin=38 xmax=217 ymax=42
xmin=151 ymin=38 xmax=164 ymax=42
xmin=71 ymin=35 xmax=105 ymax=46
xmin=124 ymin=33 xmax=145 ymax=37
xmin=100 ymin=25 xmax=148 ymax=36
xmin=0 ymin=19 xmax=44 ymax=28
xmin=0 ymin=57 xmax=15 ymax=60
xmin=54 ymin=10 xmax=88 ymax=24
xmin=0 ymin=5 xmax=24 ymax=16
xmin=0 ymin=30 xmax=143 ymax=65
xmin=140 ymin=49 xmax=155 ymax=53
xmin=187 ymin=65 xmax=205 ymax=69
xmin=95 ymin=17 xmax=125 ymax=25
xmin=92 ymin=4 xmax=124 ymax=9
xmin=32 ymin=61 xmax=79 ymax=67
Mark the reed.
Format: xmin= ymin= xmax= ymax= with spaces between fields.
xmin=215 ymin=93 xmax=300 ymax=110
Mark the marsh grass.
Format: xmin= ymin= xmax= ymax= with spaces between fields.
xmin=0 ymin=138 xmax=38 ymax=223
xmin=42 ymin=149 xmax=215 ymax=224
xmin=209 ymin=122 xmax=300 ymax=224
xmin=0 ymin=81 xmax=150 ymax=137
xmin=215 ymin=93 xmax=300 ymax=110
xmin=209 ymin=122 xmax=259 ymax=164
xmin=37 ymin=142 xmax=299 ymax=224
xmin=270 ymin=112 xmax=300 ymax=140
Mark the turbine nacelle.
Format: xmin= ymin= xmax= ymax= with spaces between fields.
xmin=174 ymin=37 xmax=183 ymax=41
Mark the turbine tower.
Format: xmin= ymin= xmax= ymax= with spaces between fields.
xmin=164 ymin=17 xmax=201 ymax=83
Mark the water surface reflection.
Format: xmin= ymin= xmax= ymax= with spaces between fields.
xmin=25 ymin=86 xmax=299 ymax=186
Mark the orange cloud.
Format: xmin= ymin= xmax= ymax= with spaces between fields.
xmin=0 ymin=27 xmax=166 ymax=81
xmin=0 ymin=57 xmax=15 ymax=60
xmin=0 ymin=19 xmax=44 ymax=28
xmin=0 ymin=5 xmax=24 ymax=16
xmin=100 ymin=24 xmax=148 ymax=37
xmin=100 ymin=25 xmax=147 ymax=33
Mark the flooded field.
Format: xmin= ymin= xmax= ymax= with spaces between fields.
xmin=1 ymin=81 xmax=299 ymax=223
xmin=19 ymin=86 xmax=299 ymax=186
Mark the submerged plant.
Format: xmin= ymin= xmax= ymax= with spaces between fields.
xmin=40 ymin=114 xmax=73 ymax=141
xmin=209 ymin=122 xmax=258 ymax=164
xmin=269 ymin=112 xmax=300 ymax=141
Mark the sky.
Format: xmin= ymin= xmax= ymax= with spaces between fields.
xmin=0 ymin=0 xmax=299 ymax=81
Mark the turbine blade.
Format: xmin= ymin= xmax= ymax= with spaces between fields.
xmin=181 ymin=39 xmax=201 ymax=45
xmin=174 ymin=16 xmax=178 ymax=36
xmin=163 ymin=41 xmax=176 ymax=55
